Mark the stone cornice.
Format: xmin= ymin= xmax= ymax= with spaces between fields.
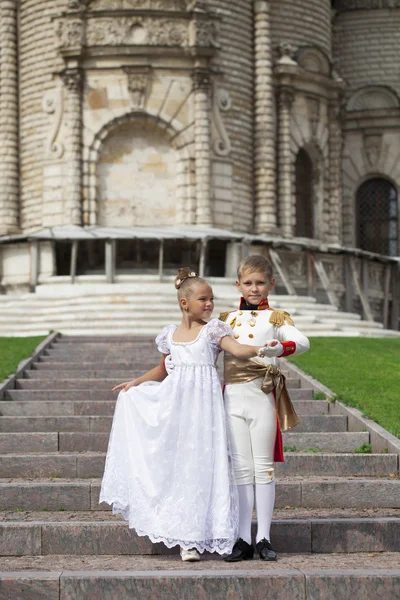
xmin=334 ymin=0 xmax=400 ymax=11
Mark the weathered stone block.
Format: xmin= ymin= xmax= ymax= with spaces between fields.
xmin=312 ymin=519 xmax=400 ymax=553
xmin=305 ymin=569 xmax=400 ymax=600
xmin=0 ymin=572 xmax=60 ymax=600
xmin=0 ymin=482 xmax=91 ymax=511
xmin=0 ymin=524 xmax=41 ymax=556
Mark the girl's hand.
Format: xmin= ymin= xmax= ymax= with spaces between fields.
xmin=257 ymin=339 xmax=284 ymax=358
xmin=112 ymin=380 xmax=137 ymax=392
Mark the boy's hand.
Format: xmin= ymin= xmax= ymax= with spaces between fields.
xmin=257 ymin=340 xmax=284 ymax=358
xmin=112 ymin=380 xmax=137 ymax=392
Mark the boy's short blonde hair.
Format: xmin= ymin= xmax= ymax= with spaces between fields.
xmin=237 ymin=254 xmax=274 ymax=281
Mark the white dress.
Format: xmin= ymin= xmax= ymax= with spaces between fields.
xmin=99 ymin=318 xmax=239 ymax=555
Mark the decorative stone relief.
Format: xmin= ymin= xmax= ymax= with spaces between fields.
xmin=212 ymin=87 xmax=232 ymax=157
xmin=347 ymin=86 xmax=400 ymax=111
xmin=322 ymin=259 xmax=343 ymax=284
xmin=189 ymin=18 xmax=220 ymax=48
xmin=42 ymin=86 xmax=65 ymax=159
xmin=363 ymin=132 xmax=383 ymax=168
xmin=368 ymin=262 xmax=385 ymax=291
xmin=278 ymin=43 xmax=297 ymax=60
xmin=55 ymin=18 xmax=85 ymax=52
xmin=85 ymin=17 xmax=189 ymax=46
xmin=123 ymin=66 xmax=152 ymax=109
xmin=192 ymin=67 xmax=211 ymax=91
xmin=89 ymin=0 xmax=187 ymax=9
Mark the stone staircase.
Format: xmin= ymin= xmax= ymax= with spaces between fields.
xmin=0 ymin=335 xmax=399 ymax=599
xmin=1 ymin=280 xmax=399 ymax=337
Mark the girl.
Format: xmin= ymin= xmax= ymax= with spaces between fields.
xmin=100 ymin=268 xmax=276 ymax=562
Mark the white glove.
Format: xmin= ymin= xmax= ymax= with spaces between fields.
xmin=258 ymin=340 xmax=284 ymax=358
xmin=164 ymin=354 xmax=174 ymax=375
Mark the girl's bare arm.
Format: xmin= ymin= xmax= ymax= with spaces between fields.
xmin=219 ymin=336 xmax=277 ymax=359
xmin=112 ymin=355 xmax=168 ymax=391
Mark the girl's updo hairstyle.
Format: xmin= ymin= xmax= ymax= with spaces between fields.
xmin=174 ymin=267 xmax=207 ymax=302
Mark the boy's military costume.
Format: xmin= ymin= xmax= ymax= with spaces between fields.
xmin=220 ymin=298 xmax=310 ymax=561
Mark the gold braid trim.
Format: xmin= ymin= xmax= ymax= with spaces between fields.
xmin=218 ymin=312 xmax=230 ymax=322
xmin=269 ymin=309 xmax=295 ymax=327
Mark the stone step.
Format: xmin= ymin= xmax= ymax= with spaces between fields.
xmin=0 ymin=397 xmax=316 ymax=417
xmin=0 ymin=414 xmax=347 ymax=434
xmin=1 ymin=477 xmax=400 ymax=512
xmin=3 ymin=389 xmax=315 ymax=403
xmin=15 ymin=377 xmax=302 ymax=390
xmin=1 ymin=516 xmax=399 ymax=557
xmin=1 ymin=562 xmax=400 ymax=600
xmin=0 ymin=453 xmax=396 ymax=479
xmin=0 ymin=431 xmax=369 ymax=454
xmin=31 ymin=362 xmax=152 ymax=370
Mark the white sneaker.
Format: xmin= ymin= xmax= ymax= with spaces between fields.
xmin=180 ymin=547 xmax=201 ymax=562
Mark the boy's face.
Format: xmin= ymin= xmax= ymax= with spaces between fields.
xmin=236 ymin=270 xmax=275 ymax=305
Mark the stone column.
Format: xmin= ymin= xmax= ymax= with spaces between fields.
xmin=192 ymin=67 xmax=213 ymax=226
xmin=0 ymin=0 xmax=19 ymax=234
xmin=328 ymin=99 xmax=343 ymax=245
xmin=61 ymin=68 xmax=83 ymax=226
xmin=277 ymin=86 xmax=295 ymax=238
xmin=254 ymin=0 xmax=277 ymax=234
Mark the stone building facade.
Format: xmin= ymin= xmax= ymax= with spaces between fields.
xmin=0 ymin=0 xmax=399 ymax=326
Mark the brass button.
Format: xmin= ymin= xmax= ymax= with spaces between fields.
xmin=234 ymin=334 xmax=240 ymax=339
xmin=237 ymin=322 xmax=242 ymax=327
xmin=251 ymin=311 xmax=258 ymax=317
xmin=248 ymin=334 xmax=254 ymax=339
xmin=249 ymin=320 xmax=256 ymax=327
xmin=238 ymin=311 xmax=243 ymax=315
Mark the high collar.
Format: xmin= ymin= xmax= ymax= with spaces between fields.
xmin=239 ymin=297 xmax=270 ymax=311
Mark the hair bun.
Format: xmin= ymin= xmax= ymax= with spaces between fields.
xmin=174 ymin=267 xmax=199 ymax=289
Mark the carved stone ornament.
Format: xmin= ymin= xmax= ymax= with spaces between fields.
xmin=42 ymin=87 xmax=65 ymax=159
xmin=335 ymin=0 xmax=400 ymax=10
xmin=212 ymin=87 xmax=232 ymax=156
xmin=346 ymin=85 xmax=400 ymax=111
xmin=60 ymin=68 xmax=83 ymax=92
xmin=307 ymin=96 xmax=320 ymax=139
xmin=55 ymin=18 xmax=85 ymax=51
xmin=189 ymin=18 xmax=220 ymax=47
xmin=363 ymin=132 xmax=383 ymax=168
xmin=192 ymin=67 xmax=211 ymax=91
xmin=85 ymin=16 xmax=189 ymax=46
xmin=279 ymin=86 xmax=295 ymax=109
xmin=278 ymin=43 xmax=297 ymax=60
xmin=123 ymin=66 xmax=152 ymax=109
xmin=68 ymin=0 xmax=91 ymax=10
xmin=90 ymin=0 xmax=187 ymax=9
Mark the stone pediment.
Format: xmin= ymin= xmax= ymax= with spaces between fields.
xmin=296 ymin=46 xmax=331 ymax=77
xmin=346 ymin=85 xmax=400 ymax=111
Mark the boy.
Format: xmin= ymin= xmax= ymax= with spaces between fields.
xmin=220 ymin=254 xmax=310 ymax=562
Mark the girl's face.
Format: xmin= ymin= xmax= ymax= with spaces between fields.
xmin=236 ymin=270 xmax=275 ymax=305
xmin=181 ymin=282 xmax=214 ymax=319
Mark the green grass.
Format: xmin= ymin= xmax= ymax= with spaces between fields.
xmin=0 ymin=337 xmax=46 ymax=382
xmin=288 ymin=337 xmax=400 ymax=439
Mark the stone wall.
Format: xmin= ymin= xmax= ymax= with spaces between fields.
xmin=333 ymin=8 xmax=400 ymax=98
xmin=270 ymin=0 xmax=332 ymax=57
xmin=208 ymin=0 xmax=254 ymax=232
xmin=19 ymin=0 xmax=68 ymax=231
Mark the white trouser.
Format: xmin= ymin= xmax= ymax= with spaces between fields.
xmin=224 ymin=378 xmax=277 ymax=486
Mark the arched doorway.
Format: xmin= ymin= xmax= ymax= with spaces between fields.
xmin=97 ymin=122 xmax=178 ymax=227
xmin=356 ymin=178 xmax=398 ymax=256
xmin=295 ymin=148 xmax=314 ymax=238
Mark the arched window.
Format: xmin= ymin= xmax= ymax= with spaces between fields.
xmin=356 ymin=178 xmax=398 ymax=256
xmin=295 ymin=149 xmax=314 ymax=238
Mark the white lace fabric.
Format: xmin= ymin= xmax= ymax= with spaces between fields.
xmin=100 ymin=319 xmax=238 ymax=554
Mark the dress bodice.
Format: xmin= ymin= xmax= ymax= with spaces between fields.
xmin=156 ymin=319 xmax=233 ymax=367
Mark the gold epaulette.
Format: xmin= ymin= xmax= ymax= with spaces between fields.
xmin=269 ymin=309 xmax=295 ymax=327
xmin=218 ymin=312 xmax=230 ymax=323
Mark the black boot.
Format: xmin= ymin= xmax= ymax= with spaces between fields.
xmin=224 ymin=538 xmax=254 ymax=562
xmin=256 ymin=538 xmax=277 ymax=561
